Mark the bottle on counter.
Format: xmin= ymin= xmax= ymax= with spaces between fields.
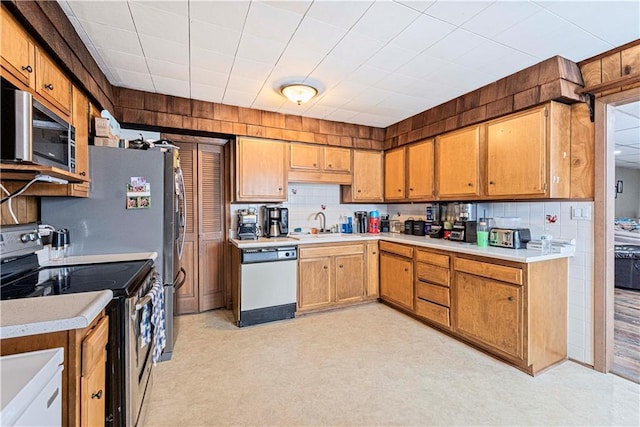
xmin=368 ymin=210 xmax=380 ymax=234
xmin=477 ymin=218 xmax=490 ymax=247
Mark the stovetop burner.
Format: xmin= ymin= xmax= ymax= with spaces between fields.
xmin=0 ymin=259 xmax=153 ymax=300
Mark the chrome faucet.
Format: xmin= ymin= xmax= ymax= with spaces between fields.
xmin=314 ymin=212 xmax=326 ymax=232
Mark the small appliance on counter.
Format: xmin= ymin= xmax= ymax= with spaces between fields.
xmin=380 ymin=215 xmax=390 ymax=232
xmin=428 ymin=222 xmax=445 ymax=238
xmin=390 ymin=220 xmax=403 ymax=233
xmin=489 ymin=228 xmax=531 ymax=249
xmin=403 ymin=219 xmax=414 ymax=235
xmin=237 ymin=208 xmax=258 ymax=240
xmin=412 ymin=220 xmax=426 ymax=236
xmin=355 ymin=211 xmax=368 ymax=233
xmin=449 ymin=202 xmax=478 ymax=243
xmin=262 ymin=206 xmax=289 ymax=238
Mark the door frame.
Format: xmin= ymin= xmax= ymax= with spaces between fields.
xmin=593 ymin=87 xmax=640 ymax=372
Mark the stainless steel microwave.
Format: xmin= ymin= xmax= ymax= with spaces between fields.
xmin=1 ymin=88 xmax=76 ymax=173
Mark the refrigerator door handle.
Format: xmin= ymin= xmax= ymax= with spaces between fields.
xmin=174 ymin=267 xmax=187 ymax=291
xmin=177 ymin=168 xmax=187 ymax=260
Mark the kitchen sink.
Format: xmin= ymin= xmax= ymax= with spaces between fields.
xmin=289 ymin=233 xmax=360 ymax=240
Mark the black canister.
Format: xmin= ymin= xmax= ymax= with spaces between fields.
xmin=413 ymin=220 xmax=426 ymax=236
xmin=404 ymin=219 xmax=414 ymax=234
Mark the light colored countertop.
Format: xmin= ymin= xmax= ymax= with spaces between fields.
xmin=0 ymin=290 xmax=112 ymax=339
xmin=1 ymin=251 xmax=157 ymax=340
xmin=230 ymin=233 xmax=572 ymax=263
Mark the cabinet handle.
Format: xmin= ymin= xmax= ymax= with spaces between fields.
xmin=79 ymin=171 xmax=86 ymax=176
xmin=507 ymin=296 xmax=513 ymax=301
xmin=489 ymin=181 xmax=495 ymax=185
xmin=92 ymin=390 xmax=103 ymax=399
xmin=22 ymin=65 xmax=33 ymax=73
xmin=44 ymin=83 xmax=54 ymax=90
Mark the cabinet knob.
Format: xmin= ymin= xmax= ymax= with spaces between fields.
xmin=44 ymin=83 xmax=54 ymax=90
xmin=357 ymin=189 xmax=361 ymax=193
xmin=22 ymin=65 xmax=33 ymax=73
xmin=323 ymin=265 xmax=328 ymax=270
xmin=79 ymin=171 xmax=86 ymax=176
xmin=507 ymin=296 xmax=513 ymax=301
xmin=404 ymin=268 xmax=409 ymax=272
xmin=468 ymin=183 xmax=473 ymax=187
xmin=91 ymin=390 xmax=103 ymax=399
xmin=328 ymin=164 xmax=332 ymax=168
xmin=372 ymin=252 xmax=376 ymax=255
xmin=409 ymin=188 xmax=414 ymax=191
xmin=339 ymin=264 xmax=343 ymax=268
xmin=397 ymin=189 xmax=402 ymax=192
xmin=313 ymin=163 xmax=317 ymax=167
xmin=489 ymin=181 xmax=495 ymax=185
xmin=277 ymin=187 xmax=282 ymax=191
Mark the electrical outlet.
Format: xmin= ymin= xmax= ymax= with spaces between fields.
xmin=571 ymin=206 xmax=592 ymax=220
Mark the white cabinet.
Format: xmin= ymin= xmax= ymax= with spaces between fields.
xmin=0 ymin=348 xmax=64 ymax=426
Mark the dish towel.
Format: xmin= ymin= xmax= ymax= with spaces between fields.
xmin=149 ymin=276 xmax=166 ymax=364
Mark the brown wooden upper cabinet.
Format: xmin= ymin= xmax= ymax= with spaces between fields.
xmin=486 ymin=102 xmax=571 ymax=198
xmin=345 ymin=150 xmax=384 ymax=202
xmin=235 ymin=137 xmax=287 ymax=202
xmin=384 ymin=139 xmax=435 ymax=202
xmin=436 ymin=125 xmax=482 ymax=198
xmin=288 ymin=144 xmax=352 ymax=185
xmin=1 ymin=7 xmax=71 ymax=118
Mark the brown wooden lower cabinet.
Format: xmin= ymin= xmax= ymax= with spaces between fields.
xmin=297 ymin=242 xmax=374 ymax=314
xmin=0 ymin=312 xmax=108 ymax=426
xmin=377 ymin=241 xmax=568 ymax=376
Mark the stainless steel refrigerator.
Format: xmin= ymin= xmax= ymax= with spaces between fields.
xmin=41 ymin=145 xmax=186 ymax=361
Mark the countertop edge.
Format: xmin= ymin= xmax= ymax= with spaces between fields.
xmin=230 ymin=234 xmax=573 ymax=263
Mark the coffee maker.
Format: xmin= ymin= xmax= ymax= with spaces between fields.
xmin=450 ymin=203 xmax=477 ymax=243
xmin=262 ymin=206 xmax=289 ymax=238
xmin=354 ymin=211 xmax=368 ymax=233
xmin=237 ymin=209 xmax=258 ymax=240
xmin=428 ymin=203 xmax=445 ymax=238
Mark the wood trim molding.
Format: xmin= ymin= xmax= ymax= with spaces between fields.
xmin=577 ymin=73 xmax=640 ymax=96
xmin=592 ymin=87 xmax=640 ymax=373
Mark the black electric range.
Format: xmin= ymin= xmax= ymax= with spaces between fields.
xmin=0 ymin=255 xmax=153 ymax=300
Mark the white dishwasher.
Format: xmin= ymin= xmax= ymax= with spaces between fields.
xmin=239 ymin=246 xmax=297 ymax=327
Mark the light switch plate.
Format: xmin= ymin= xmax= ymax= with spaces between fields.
xmin=571 ymin=206 xmax=591 ymax=220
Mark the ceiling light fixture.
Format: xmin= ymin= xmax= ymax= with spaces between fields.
xmin=281 ymin=83 xmax=317 ymax=105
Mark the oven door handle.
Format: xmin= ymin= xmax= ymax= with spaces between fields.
xmin=135 ymin=294 xmax=153 ymax=311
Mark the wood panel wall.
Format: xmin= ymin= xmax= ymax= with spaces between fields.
xmin=115 ymin=88 xmax=385 ymax=150
xmin=578 ymin=39 xmax=640 ymax=97
xmin=0 ymin=195 xmax=38 ymax=224
xmin=384 ymin=56 xmax=585 ymax=149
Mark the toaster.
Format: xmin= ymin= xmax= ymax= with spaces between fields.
xmin=489 ymin=228 xmax=531 ymax=249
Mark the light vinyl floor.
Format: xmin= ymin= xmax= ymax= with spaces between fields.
xmin=142 ymin=303 xmax=640 ymax=426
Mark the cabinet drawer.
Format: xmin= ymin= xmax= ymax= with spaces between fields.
xmin=415 ymin=298 xmax=450 ymax=327
xmin=415 ymin=262 xmax=449 ymax=287
xmin=454 ymin=257 xmax=523 ymax=285
xmin=416 ymin=282 xmax=450 ymax=307
xmin=300 ymin=243 xmax=364 ymax=258
xmin=380 ymin=241 xmax=413 ymax=258
xmin=415 ymin=249 xmax=449 ymax=268
xmin=81 ymin=316 xmax=108 ymax=377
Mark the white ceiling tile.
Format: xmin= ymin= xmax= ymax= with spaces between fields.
xmin=422 ymin=28 xmax=486 ymax=62
xmin=287 ymin=17 xmax=348 ymax=55
xmin=188 ymin=1 xmax=249 ymax=30
xmin=351 ymin=1 xmax=421 ymax=43
xmin=152 ymin=76 xmax=190 ymax=98
xmin=133 ymin=1 xmax=189 ymax=16
xmin=226 ymin=74 xmax=265 ymax=93
xmin=65 ymin=1 xmax=135 ymax=31
xmin=392 ymin=14 xmax=456 ymax=53
xmin=330 ymin=32 xmax=384 ymax=63
xmin=474 ymin=49 xmax=537 ymax=77
xmin=190 ymin=67 xmax=228 ymax=88
xmin=276 ymin=47 xmax=326 ymax=74
xmin=191 ymin=48 xmax=234 ymax=75
xmin=329 ymin=81 xmax=371 ymax=100
xmin=138 ymin=34 xmax=188 ymax=64
xmin=77 ymin=20 xmax=143 ymax=56
xmin=307 ymin=56 xmax=361 ymax=88
xmin=540 ymin=1 xmax=640 ymax=47
xmin=129 ymin=3 xmax=189 ymax=44
xmin=396 ymin=53 xmax=451 ymax=79
xmin=265 ymin=0 xmax=313 ymax=15
xmin=223 ymin=89 xmax=257 ymax=107
xmin=455 ymin=40 xmax=523 ymax=69
xmin=147 ymin=58 xmax=189 ymax=81
xmin=114 ymin=69 xmax=155 ymax=92
xmin=614 ymin=111 xmax=639 ymax=131
xmin=231 ymin=58 xmax=274 ymax=81
xmin=424 ymin=1 xmax=494 ymax=26
xmin=347 ymin=87 xmax=394 ymax=107
xmin=307 ymin=1 xmax=373 ymax=29
xmin=94 ymin=47 xmax=147 ymax=74
xmin=366 ymin=43 xmax=418 ymax=72
xmin=617 ymin=102 xmax=640 ymax=119
xmin=237 ymin=34 xmax=286 ymax=65
xmin=394 ymin=1 xmax=437 ymax=13
xmin=243 ymin=1 xmax=304 ymax=43
xmin=380 ymin=93 xmax=433 ymax=111
xmin=324 ymin=109 xmax=359 ymax=122
xmin=253 ymin=87 xmax=288 ymax=109
xmin=615 ymin=128 xmax=640 ymax=146
xmin=348 ymin=65 xmax=390 ymax=86
xmin=374 ymin=72 xmax=428 ymax=92
xmin=462 ymin=1 xmax=543 ymax=38
xmin=191 ymin=83 xmax=225 ymax=103
xmin=300 ymin=105 xmax=337 ymax=120
xmin=190 ymin=20 xmax=242 ymax=56
xmin=614 ymin=145 xmax=640 ymax=156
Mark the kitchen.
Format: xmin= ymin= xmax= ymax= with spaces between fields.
xmin=1 ymin=1 xmax=639 ymax=426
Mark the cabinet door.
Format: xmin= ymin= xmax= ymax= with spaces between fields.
xmin=335 ymin=254 xmax=365 ymax=303
xmin=72 ymin=87 xmax=89 ymax=179
xmin=352 ymin=150 xmax=383 ymax=201
xmin=298 ymin=257 xmax=332 ymax=311
xmin=290 ymin=143 xmax=322 ymax=171
xmin=324 ymin=147 xmax=351 ymax=172
xmin=407 ymin=139 xmax=434 ymax=200
xmin=366 ymin=241 xmax=379 ymax=297
xmin=487 ymin=107 xmax=546 ymax=196
xmin=236 ymin=138 xmax=287 ymax=201
xmin=454 ymin=272 xmax=523 ymax=360
xmin=81 ymin=349 xmax=106 ymax=427
xmin=436 ymin=126 xmax=480 ymax=197
xmin=35 ymin=48 xmax=71 ymax=116
xmin=0 ymin=6 xmax=35 ymax=88
xmin=198 ymin=145 xmax=225 ymax=311
xmin=384 ymin=148 xmax=405 ymax=200
xmin=379 ymin=252 xmax=413 ymax=310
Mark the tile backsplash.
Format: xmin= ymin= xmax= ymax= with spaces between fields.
xmin=231 ymin=193 xmax=595 ymax=366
